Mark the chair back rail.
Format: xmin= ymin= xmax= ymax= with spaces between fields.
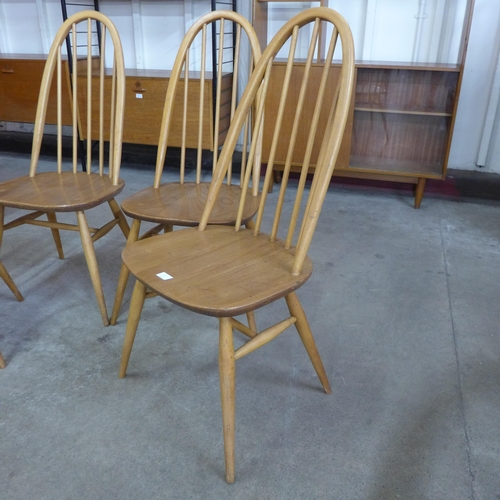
xmin=153 ymin=10 xmax=262 ymax=191
xmin=29 ymin=10 xmax=125 ymax=186
xmin=201 ymin=7 xmax=355 ymax=276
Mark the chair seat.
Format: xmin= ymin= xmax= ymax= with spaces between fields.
xmin=122 ymin=225 xmax=313 ymax=317
xmin=0 ymin=172 xmax=125 ymax=212
xmin=121 ymin=182 xmax=261 ymax=226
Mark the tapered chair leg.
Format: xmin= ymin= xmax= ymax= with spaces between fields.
xmin=0 ymin=260 xmax=24 ymax=301
xmin=119 ymin=279 xmax=147 ymax=378
xmin=0 ymin=351 xmax=5 ymax=369
xmin=285 ymin=292 xmax=331 ymax=394
xmin=246 ymin=311 xmax=257 ymax=332
xmin=47 ymin=212 xmax=64 ymax=259
xmin=110 ymin=218 xmax=142 ymax=325
xmin=108 ymin=198 xmax=130 ymax=239
xmin=219 ymin=317 xmax=236 ymax=483
xmin=77 ymin=210 xmax=109 ymax=326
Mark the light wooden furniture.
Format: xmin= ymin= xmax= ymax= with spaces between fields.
xmin=0 ymin=351 xmax=5 ymax=369
xmin=118 ymin=7 xmax=355 ymax=482
xmin=253 ymin=0 xmax=475 ymax=208
xmin=0 ymin=11 xmax=129 ymax=326
xmin=109 ymin=10 xmax=262 ymax=325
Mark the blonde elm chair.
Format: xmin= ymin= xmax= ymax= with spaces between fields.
xmin=0 ymin=11 xmax=128 ymax=326
xmin=110 ymin=10 xmax=262 ymax=326
xmin=118 ymin=7 xmax=355 ymax=483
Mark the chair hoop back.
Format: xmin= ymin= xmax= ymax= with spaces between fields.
xmin=201 ymin=7 xmax=355 ymax=275
xmin=153 ymin=10 xmax=262 ymax=190
xmin=29 ymin=10 xmax=125 ymax=186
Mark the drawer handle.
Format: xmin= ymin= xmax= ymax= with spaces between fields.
xmin=1 ymin=68 xmax=14 ymax=74
xmin=132 ymin=81 xmax=146 ymax=93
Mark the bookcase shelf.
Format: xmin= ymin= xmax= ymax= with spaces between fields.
xmin=253 ymin=0 xmax=475 ymax=208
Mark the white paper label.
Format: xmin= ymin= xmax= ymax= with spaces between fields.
xmin=156 ymin=272 xmax=173 ymax=281
xmin=136 ymin=93 xmax=143 ymax=99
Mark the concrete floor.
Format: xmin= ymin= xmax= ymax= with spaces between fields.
xmin=0 ymin=149 xmax=499 ymax=499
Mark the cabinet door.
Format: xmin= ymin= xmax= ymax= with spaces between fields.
xmin=0 ymin=58 xmax=72 ymax=125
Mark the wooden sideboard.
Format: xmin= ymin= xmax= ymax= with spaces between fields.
xmin=76 ymin=66 xmax=232 ymax=149
xmin=0 ymin=55 xmax=231 ymax=151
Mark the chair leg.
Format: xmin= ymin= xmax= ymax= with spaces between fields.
xmin=246 ymin=311 xmax=257 ymax=332
xmin=285 ymin=292 xmax=331 ymax=394
xmin=219 ymin=317 xmax=236 ymax=483
xmin=77 ymin=210 xmax=109 ymax=326
xmin=119 ymin=279 xmax=147 ymax=378
xmin=46 ymin=212 xmax=64 ymax=259
xmin=0 ymin=260 xmax=24 ymax=301
xmin=244 ymin=221 xmax=256 ymax=333
xmin=108 ymin=198 xmax=130 ymax=239
xmin=0 ymin=351 xmax=5 ymax=369
xmin=110 ymin=218 xmax=142 ymax=326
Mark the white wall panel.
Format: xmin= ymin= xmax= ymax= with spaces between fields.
xmin=1 ymin=0 xmax=44 ymax=53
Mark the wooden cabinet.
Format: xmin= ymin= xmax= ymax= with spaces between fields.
xmin=0 ymin=55 xmax=231 ymax=151
xmin=76 ymin=68 xmax=232 ymax=149
xmin=253 ymin=0 xmax=475 ymax=207
xmin=0 ymin=55 xmax=72 ymax=126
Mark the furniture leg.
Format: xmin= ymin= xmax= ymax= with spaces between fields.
xmin=0 ymin=351 xmax=5 ymax=369
xmin=285 ymin=292 xmax=331 ymax=394
xmin=77 ymin=210 xmax=109 ymax=326
xmin=219 ymin=316 xmax=236 ymax=484
xmin=110 ymin=218 xmax=142 ymax=325
xmin=246 ymin=311 xmax=257 ymax=333
xmin=47 ymin=212 xmax=65 ymax=259
xmin=108 ymin=198 xmax=130 ymax=238
xmin=119 ymin=279 xmax=147 ymax=378
xmin=0 ymin=260 xmax=24 ymax=301
xmin=414 ymin=178 xmax=426 ymax=209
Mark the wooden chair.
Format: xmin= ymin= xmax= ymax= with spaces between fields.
xmin=118 ymin=7 xmax=355 ymax=483
xmin=0 ymin=11 xmax=128 ymax=326
xmin=109 ymin=10 xmax=262 ymax=325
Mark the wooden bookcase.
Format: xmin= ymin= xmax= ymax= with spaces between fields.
xmin=253 ymin=0 xmax=475 ymax=208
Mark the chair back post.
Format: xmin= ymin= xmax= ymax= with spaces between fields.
xmin=29 ymin=11 xmax=125 ymax=186
xmin=200 ymin=8 xmax=355 ymax=276
xmin=153 ymin=10 xmax=261 ymax=190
